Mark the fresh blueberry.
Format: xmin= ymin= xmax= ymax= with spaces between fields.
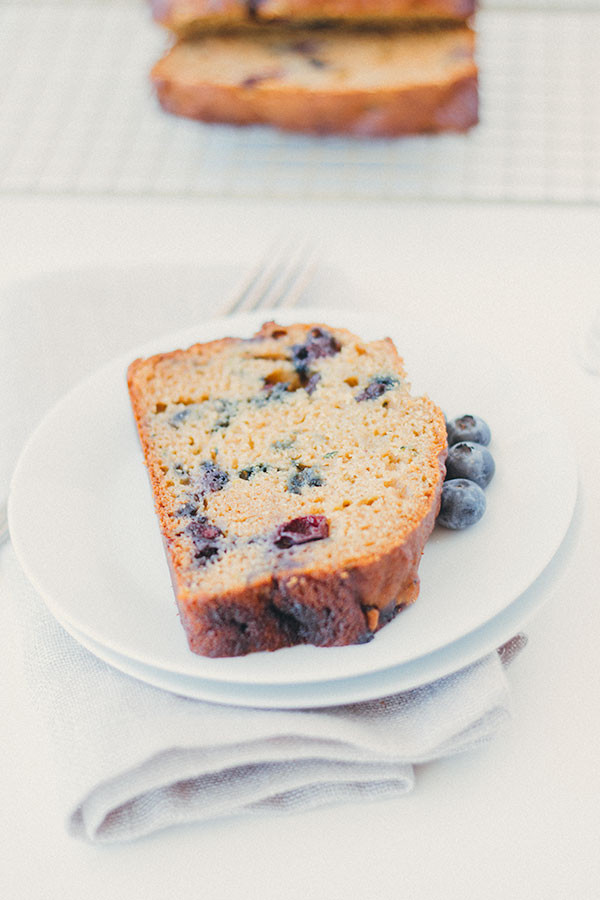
xmin=437 ymin=479 xmax=486 ymax=530
xmin=445 ymin=442 xmax=495 ymax=489
xmin=446 ymin=415 xmax=491 ymax=447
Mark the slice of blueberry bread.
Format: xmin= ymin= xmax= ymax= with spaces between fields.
xmin=151 ymin=25 xmax=478 ymax=137
xmin=151 ymin=0 xmax=476 ymax=37
xmin=127 ymin=322 xmax=447 ymax=657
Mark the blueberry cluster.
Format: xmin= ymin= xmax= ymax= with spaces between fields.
xmin=437 ymin=415 xmax=495 ymax=530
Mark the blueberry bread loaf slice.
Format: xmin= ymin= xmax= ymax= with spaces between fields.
xmin=151 ymin=25 xmax=477 ymax=136
xmin=151 ymin=0 xmax=476 ymax=37
xmin=127 ymin=322 xmax=447 ymax=657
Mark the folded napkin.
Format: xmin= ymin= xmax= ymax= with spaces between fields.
xmin=4 ymin=545 xmax=525 ymax=845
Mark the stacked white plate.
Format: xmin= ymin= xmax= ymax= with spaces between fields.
xmin=8 ymin=308 xmax=577 ymax=708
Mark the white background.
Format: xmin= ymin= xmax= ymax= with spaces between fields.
xmin=2 ymin=0 xmax=600 ymax=893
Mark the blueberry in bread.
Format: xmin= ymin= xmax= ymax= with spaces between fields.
xmin=151 ymin=25 xmax=478 ymax=136
xmin=127 ymin=322 xmax=448 ymax=657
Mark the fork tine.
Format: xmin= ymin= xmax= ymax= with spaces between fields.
xmin=247 ymin=241 xmax=317 ymax=313
xmin=223 ymin=250 xmax=280 ymax=316
xmin=237 ymin=250 xmax=292 ymax=314
xmin=222 ymin=238 xmax=316 ymax=316
xmin=224 ymin=234 xmax=292 ymax=314
xmin=274 ymin=250 xmax=318 ymax=310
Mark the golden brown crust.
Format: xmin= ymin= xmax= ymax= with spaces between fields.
xmin=151 ymin=27 xmax=478 ymax=137
xmin=154 ymin=70 xmax=478 ymax=136
xmin=257 ymin=0 xmax=475 ymax=20
xmin=127 ymin=322 xmax=447 ymax=657
xmin=151 ymin=0 xmax=476 ymax=35
xmin=170 ymin=477 xmax=444 ymax=656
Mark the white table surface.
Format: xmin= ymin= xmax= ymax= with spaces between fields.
xmin=1 ymin=195 xmax=600 ymax=899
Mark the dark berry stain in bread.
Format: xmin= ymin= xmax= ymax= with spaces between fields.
xmin=238 ymin=463 xmax=269 ymax=481
xmin=196 ymin=460 xmax=229 ymax=494
xmin=355 ymin=375 xmax=398 ymax=402
xmin=274 ymin=515 xmax=330 ymax=549
xmin=188 ymin=517 xmax=224 ymax=564
xmin=287 ymin=464 xmax=324 ymax=494
xmin=291 ymin=327 xmax=341 ymax=377
xmin=212 ymin=398 xmax=238 ymax=430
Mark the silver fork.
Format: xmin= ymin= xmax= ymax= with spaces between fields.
xmin=0 ymin=241 xmax=318 ymax=546
xmin=222 ymin=238 xmax=318 ymax=315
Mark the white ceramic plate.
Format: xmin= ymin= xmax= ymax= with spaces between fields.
xmin=9 ymin=307 xmax=577 ymax=687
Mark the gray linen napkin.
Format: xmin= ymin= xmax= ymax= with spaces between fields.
xmin=4 ymin=545 xmax=524 ymax=844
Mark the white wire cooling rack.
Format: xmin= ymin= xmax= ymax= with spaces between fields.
xmin=0 ymin=1 xmax=599 ymax=202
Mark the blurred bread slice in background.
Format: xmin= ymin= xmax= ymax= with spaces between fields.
xmin=148 ymin=1 xmax=479 ymax=136
xmin=152 ymin=25 xmax=478 ymax=136
xmin=151 ymin=0 xmax=476 ymax=36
